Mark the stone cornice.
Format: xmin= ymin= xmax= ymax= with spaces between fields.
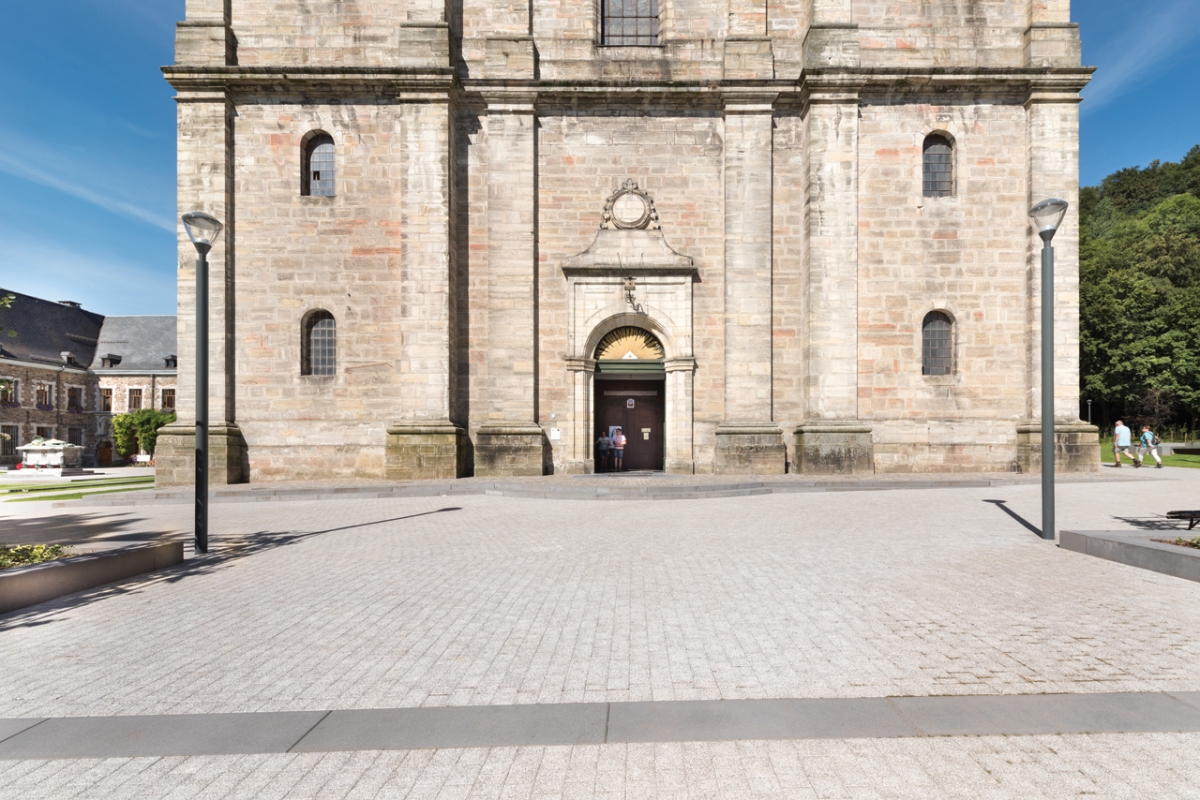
xmin=163 ymin=65 xmax=1093 ymax=105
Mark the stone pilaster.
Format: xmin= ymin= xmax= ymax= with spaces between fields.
xmin=665 ymin=358 xmax=696 ymax=474
xmin=157 ymin=48 xmax=246 ymax=487
xmin=1021 ymin=66 xmax=1097 ymax=471
xmin=174 ymin=0 xmax=235 ymax=67
xmin=564 ymin=357 xmax=595 ymax=475
xmin=715 ymin=93 xmax=786 ymax=475
xmin=385 ymin=92 xmax=466 ymax=480
xmin=475 ymin=90 xmax=546 ymax=476
xmin=803 ymin=0 xmax=858 ymax=69
xmin=796 ymin=79 xmax=872 ymax=474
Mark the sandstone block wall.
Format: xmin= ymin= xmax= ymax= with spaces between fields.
xmin=161 ymin=0 xmax=1094 ymax=481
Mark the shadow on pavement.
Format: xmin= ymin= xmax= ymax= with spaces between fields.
xmin=0 ymin=513 xmax=178 ymax=547
xmin=981 ymin=499 xmax=1044 ymax=537
xmin=1109 ymin=515 xmax=1187 ymax=531
xmin=0 ymin=507 xmax=463 ymax=631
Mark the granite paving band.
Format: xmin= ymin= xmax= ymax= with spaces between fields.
xmin=2 ymin=692 xmax=1200 ymax=759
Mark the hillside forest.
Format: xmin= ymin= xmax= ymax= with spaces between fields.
xmin=1080 ymin=145 xmax=1200 ymax=434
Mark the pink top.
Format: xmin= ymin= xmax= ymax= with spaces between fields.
xmin=613 ymin=433 xmax=626 ymax=448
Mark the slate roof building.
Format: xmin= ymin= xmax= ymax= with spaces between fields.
xmin=0 ymin=290 xmax=176 ymax=468
xmin=158 ymin=0 xmax=1100 ymax=484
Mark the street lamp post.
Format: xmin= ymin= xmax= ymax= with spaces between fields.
xmin=1029 ymin=198 xmax=1069 ymax=542
xmin=181 ymin=212 xmax=223 ymax=555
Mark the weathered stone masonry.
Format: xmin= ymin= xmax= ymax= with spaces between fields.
xmin=158 ymin=0 xmax=1099 ymax=484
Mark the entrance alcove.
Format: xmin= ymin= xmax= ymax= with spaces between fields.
xmin=560 ymin=180 xmax=697 ymax=474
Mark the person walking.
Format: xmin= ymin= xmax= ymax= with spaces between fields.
xmin=595 ymin=430 xmax=611 ymax=473
xmin=612 ymin=427 xmax=626 ymax=472
xmin=1136 ymin=425 xmax=1164 ymax=468
xmin=1112 ymin=419 xmax=1135 ymax=467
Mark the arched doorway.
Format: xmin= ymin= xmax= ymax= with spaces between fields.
xmin=594 ymin=327 xmax=665 ymax=471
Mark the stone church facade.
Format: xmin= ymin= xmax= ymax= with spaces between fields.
xmin=158 ymin=0 xmax=1098 ymax=484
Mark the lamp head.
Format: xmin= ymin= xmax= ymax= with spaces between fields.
xmin=182 ymin=211 xmax=223 ymax=254
xmin=1029 ymin=198 xmax=1068 ymax=242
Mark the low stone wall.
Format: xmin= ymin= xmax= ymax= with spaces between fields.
xmin=0 ymin=541 xmax=185 ymax=615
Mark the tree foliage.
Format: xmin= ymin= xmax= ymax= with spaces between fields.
xmin=1081 ymin=146 xmax=1200 ymax=430
xmin=112 ymin=409 xmax=176 ymax=458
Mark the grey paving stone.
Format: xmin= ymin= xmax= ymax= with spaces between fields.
xmin=0 ymin=711 xmax=327 ymax=759
xmin=1168 ymin=691 xmax=1200 ymax=711
xmin=0 ymin=719 xmax=44 ymax=745
xmin=292 ymin=704 xmax=608 ymax=752
xmin=891 ymin=692 xmax=1200 ymax=736
xmin=607 ymin=698 xmax=917 ymax=743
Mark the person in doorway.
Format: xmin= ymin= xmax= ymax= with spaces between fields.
xmin=612 ymin=427 xmax=626 ymax=471
xmin=595 ymin=430 xmax=611 ymax=473
xmin=1137 ymin=425 xmax=1164 ymax=469
xmin=1112 ymin=419 xmax=1135 ymax=467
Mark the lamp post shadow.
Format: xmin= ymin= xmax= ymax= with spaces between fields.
xmin=982 ymin=499 xmax=1045 ymax=538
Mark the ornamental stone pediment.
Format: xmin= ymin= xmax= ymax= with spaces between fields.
xmin=563 ymin=180 xmax=695 ymax=276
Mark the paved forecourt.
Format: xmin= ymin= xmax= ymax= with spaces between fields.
xmin=1 ymin=469 xmax=1199 ymax=796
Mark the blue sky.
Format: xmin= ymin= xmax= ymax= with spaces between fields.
xmin=1 ymin=1 xmax=1198 ymax=315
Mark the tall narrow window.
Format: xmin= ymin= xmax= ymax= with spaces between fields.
xmin=100 ymin=388 xmax=113 ymax=412
xmin=128 ymin=388 xmax=143 ymax=411
xmin=161 ymin=388 xmax=176 ymax=412
xmin=302 ymin=133 xmax=336 ymax=197
xmin=0 ymin=381 xmax=16 ymax=405
xmin=302 ymin=310 xmax=337 ymax=377
xmin=922 ymin=311 xmax=954 ymax=376
xmin=923 ymin=134 xmax=954 ymax=197
xmin=602 ymin=0 xmax=660 ymax=46
xmin=1 ymin=426 xmax=17 ymax=456
xmin=68 ymin=387 xmax=84 ymax=413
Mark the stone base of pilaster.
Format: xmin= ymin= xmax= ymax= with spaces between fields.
xmin=562 ymin=459 xmax=594 ymax=475
xmin=794 ymin=424 xmax=875 ymax=475
xmin=474 ymin=425 xmax=547 ymax=477
xmin=714 ymin=424 xmax=787 ymax=475
xmin=385 ymin=423 xmax=466 ymax=481
xmin=1016 ymin=422 xmax=1100 ymax=473
xmin=154 ymin=422 xmax=249 ymax=487
xmin=665 ymin=458 xmax=696 ymax=475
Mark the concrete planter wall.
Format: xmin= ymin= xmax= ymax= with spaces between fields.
xmin=0 ymin=541 xmax=185 ymax=615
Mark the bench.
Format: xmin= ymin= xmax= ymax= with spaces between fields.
xmin=1166 ymin=510 xmax=1200 ymax=530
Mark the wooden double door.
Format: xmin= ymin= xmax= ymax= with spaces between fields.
xmin=595 ymin=378 xmax=665 ymax=471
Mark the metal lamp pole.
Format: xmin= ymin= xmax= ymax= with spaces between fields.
xmin=181 ymin=212 xmax=223 ymax=555
xmin=1029 ymin=199 xmax=1069 ymax=542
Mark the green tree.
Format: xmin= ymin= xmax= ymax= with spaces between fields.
xmin=1080 ymin=155 xmax=1200 ymax=430
xmin=112 ymin=409 xmax=177 ymax=459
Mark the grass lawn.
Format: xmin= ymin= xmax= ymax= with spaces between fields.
xmin=1100 ymin=440 xmax=1200 ymax=468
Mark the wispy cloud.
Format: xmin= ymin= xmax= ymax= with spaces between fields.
xmin=0 ymin=151 xmax=175 ymax=233
xmin=1083 ymin=0 xmax=1200 ymax=115
xmin=0 ymin=229 xmax=176 ymax=315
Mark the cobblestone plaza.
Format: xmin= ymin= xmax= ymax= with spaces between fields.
xmin=1 ymin=470 xmax=1199 ymax=796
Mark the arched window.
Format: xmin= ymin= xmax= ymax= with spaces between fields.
xmin=302 ymin=311 xmax=337 ymax=376
xmin=922 ymin=311 xmax=953 ymax=376
xmin=302 ymin=133 xmax=336 ymax=197
xmin=602 ymin=0 xmax=660 ymax=46
xmin=922 ymin=134 xmax=954 ymax=198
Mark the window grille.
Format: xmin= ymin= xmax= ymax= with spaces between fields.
xmin=602 ymin=0 xmax=660 ymax=46
xmin=303 ymin=134 xmax=336 ymax=197
xmin=128 ymin=388 xmax=143 ymax=411
xmin=1 ymin=426 xmax=16 ymax=456
xmin=100 ymin=388 xmax=112 ymax=412
xmin=161 ymin=388 xmax=176 ymax=411
xmin=303 ymin=311 xmax=337 ymax=377
xmin=923 ymin=134 xmax=954 ymax=198
xmin=67 ymin=428 xmax=83 ymax=447
xmin=922 ymin=311 xmax=954 ymax=376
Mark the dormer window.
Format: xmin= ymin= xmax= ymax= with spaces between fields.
xmin=165 ymin=355 xmax=177 ymax=369
xmin=101 ymin=354 xmax=122 ymax=368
